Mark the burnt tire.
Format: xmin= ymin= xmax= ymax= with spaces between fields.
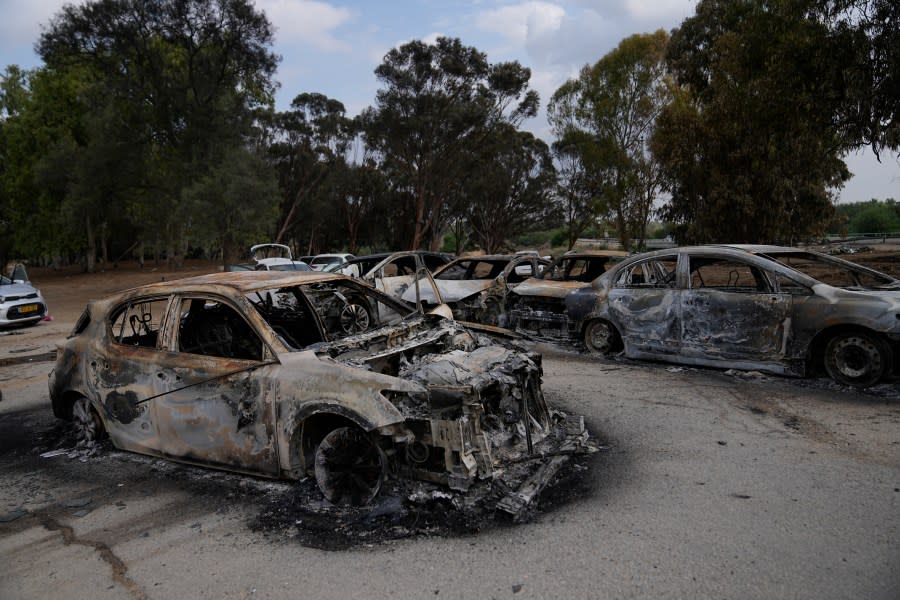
xmin=339 ymin=300 xmax=371 ymax=334
xmin=71 ymin=396 xmax=105 ymax=444
xmin=314 ymin=427 xmax=386 ymax=506
xmin=583 ymin=319 xmax=622 ymax=355
xmin=823 ymin=330 xmax=891 ymax=388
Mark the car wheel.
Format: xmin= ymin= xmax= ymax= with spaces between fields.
xmin=314 ymin=426 xmax=386 ymax=506
xmin=339 ymin=300 xmax=371 ymax=334
xmin=71 ymin=396 xmax=104 ymax=444
xmin=583 ymin=319 xmax=621 ymax=355
xmin=823 ymin=330 xmax=891 ymax=387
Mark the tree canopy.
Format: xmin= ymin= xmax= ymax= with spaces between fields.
xmin=1 ymin=1 xmax=897 ymax=270
xmin=364 ymin=36 xmax=539 ymax=250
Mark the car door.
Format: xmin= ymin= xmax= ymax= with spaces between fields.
xmin=90 ymin=295 xmax=173 ymax=453
xmin=372 ymin=255 xmax=419 ymax=300
xmin=149 ymin=295 xmax=279 ymax=474
xmin=606 ymin=254 xmax=681 ymax=355
xmin=680 ymin=254 xmax=792 ymax=362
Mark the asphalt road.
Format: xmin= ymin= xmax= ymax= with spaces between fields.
xmin=1 ymin=332 xmax=898 ymax=599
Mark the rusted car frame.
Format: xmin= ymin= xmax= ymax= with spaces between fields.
xmin=506 ymin=251 xmax=628 ymax=338
xmin=402 ymin=255 xmax=552 ymax=325
xmin=328 ymin=251 xmax=451 ymax=302
xmin=565 ymin=246 xmax=900 ymax=387
xmin=49 ymin=271 xmax=590 ymax=511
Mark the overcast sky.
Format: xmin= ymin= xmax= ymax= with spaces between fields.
xmin=1 ymin=0 xmax=896 ymax=204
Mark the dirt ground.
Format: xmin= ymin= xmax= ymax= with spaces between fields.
xmin=0 ymin=247 xmax=898 ymax=599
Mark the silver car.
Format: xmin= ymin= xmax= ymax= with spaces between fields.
xmin=566 ymin=245 xmax=900 ymax=387
xmin=0 ymin=264 xmax=48 ymax=326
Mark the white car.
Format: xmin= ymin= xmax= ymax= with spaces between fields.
xmin=0 ymin=264 xmax=48 ymax=327
xmin=309 ymin=253 xmax=358 ymax=276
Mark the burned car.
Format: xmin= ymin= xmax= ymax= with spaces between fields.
xmin=327 ymin=251 xmax=452 ymax=300
xmin=49 ymin=271 xmax=590 ymax=512
xmin=402 ymin=255 xmax=551 ymax=325
xmin=566 ymin=245 xmax=900 ymax=387
xmin=225 ymin=243 xmax=311 ymax=272
xmin=0 ymin=264 xmax=48 ymax=327
xmin=506 ymin=251 xmax=628 ymax=338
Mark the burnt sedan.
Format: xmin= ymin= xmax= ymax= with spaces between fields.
xmin=49 ymin=272 xmax=589 ymax=511
xmin=566 ymin=245 xmax=900 ymax=387
xmin=506 ymin=251 xmax=628 ymax=339
xmin=402 ymin=255 xmax=552 ymax=325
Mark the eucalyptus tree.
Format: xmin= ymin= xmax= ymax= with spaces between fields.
xmin=260 ymin=93 xmax=350 ymax=252
xmin=653 ymin=0 xmax=853 ymax=244
xmin=364 ymin=36 xmax=538 ymax=250
xmin=549 ymin=30 xmax=670 ymax=251
xmin=462 ymin=126 xmax=558 ymax=254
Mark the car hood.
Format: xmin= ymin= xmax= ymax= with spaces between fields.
xmin=0 ymin=282 xmax=41 ymax=298
xmin=402 ymin=280 xmax=493 ymax=304
xmin=813 ymin=283 xmax=900 ymax=309
xmin=511 ymin=278 xmax=586 ymax=299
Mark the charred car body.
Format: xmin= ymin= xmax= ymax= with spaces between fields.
xmin=506 ymin=251 xmax=628 ymax=339
xmin=566 ymin=245 xmax=900 ymax=387
xmin=327 ymin=251 xmax=452 ymax=301
xmin=402 ymin=255 xmax=552 ymax=325
xmin=49 ymin=272 xmax=589 ymax=511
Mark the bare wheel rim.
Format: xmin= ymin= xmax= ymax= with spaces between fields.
xmin=339 ymin=303 xmax=370 ymax=334
xmin=825 ymin=333 xmax=885 ymax=386
xmin=314 ymin=427 xmax=386 ymax=506
xmin=72 ymin=397 xmax=100 ymax=444
xmin=585 ymin=320 xmax=617 ymax=354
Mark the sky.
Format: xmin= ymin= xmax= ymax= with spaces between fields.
xmin=1 ymin=0 xmax=897 ymax=204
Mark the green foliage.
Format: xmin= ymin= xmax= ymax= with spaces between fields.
xmin=461 ymin=126 xmax=559 ymax=254
xmin=653 ymin=0 xmax=849 ymax=244
xmin=365 ymin=37 xmax=539 ymax=250
xmin=9 ymin=0 xmax=282 ymax=268
xmin=181 ymin=147 xmax=279 ymax=264
xmin=834 ymin=199 xmax=900 ymax=233
xmin=259 ymin=93 xmax=350 ymax=252
xmin=548 ymin=30 xmax=670 ymax=251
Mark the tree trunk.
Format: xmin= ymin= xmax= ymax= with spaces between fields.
xmin=222 ymin=233 xmax=240 ymax=267
xmin=136 ymin=240 xmax=144 ymax=268
xmin=410 ymin=181 xmax=429 ymax=250
xmin=85 ymin=215 xmax=96 ymax=274
xmin=99 ymin=221 xmax=109 ymax=265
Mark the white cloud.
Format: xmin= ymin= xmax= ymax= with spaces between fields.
xmin=0 ymin=0 xmax=67 ymax=60
xmin=476 ymin=1 xmax=566 ymax=45
xmin=623 ymin=0 xmax=696 ymax=22
xmin=421 ymin=31 xmax=445 ymax=45
xmin=257 ymin=0 xmax=354 ymax=52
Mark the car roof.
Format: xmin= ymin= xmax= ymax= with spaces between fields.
xmin=712 ymin=244 xmax=805 ymax=254
xmin=448 ymin=254 xmax=517 ymax=262
xmin=603 ymin=245 xmax=826 ymax=287
xmin=560 ymin=250 xmax=629 ymax=258
xmin=118 ymin=271 xmax=346 ymax=296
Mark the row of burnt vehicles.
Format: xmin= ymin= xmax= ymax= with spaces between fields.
xmin=329 ymin=246 xmax=900 ymax=389
xmin=49 ymin=244 xmax=898 ymax=512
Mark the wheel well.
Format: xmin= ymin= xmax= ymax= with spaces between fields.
xmin=290 ymin=413 xmax=361 ymax=474
xmin=808 ymin=325 xmax=895 ymax=375
xmin=54 ymin=391 xmax=88 ymax=420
